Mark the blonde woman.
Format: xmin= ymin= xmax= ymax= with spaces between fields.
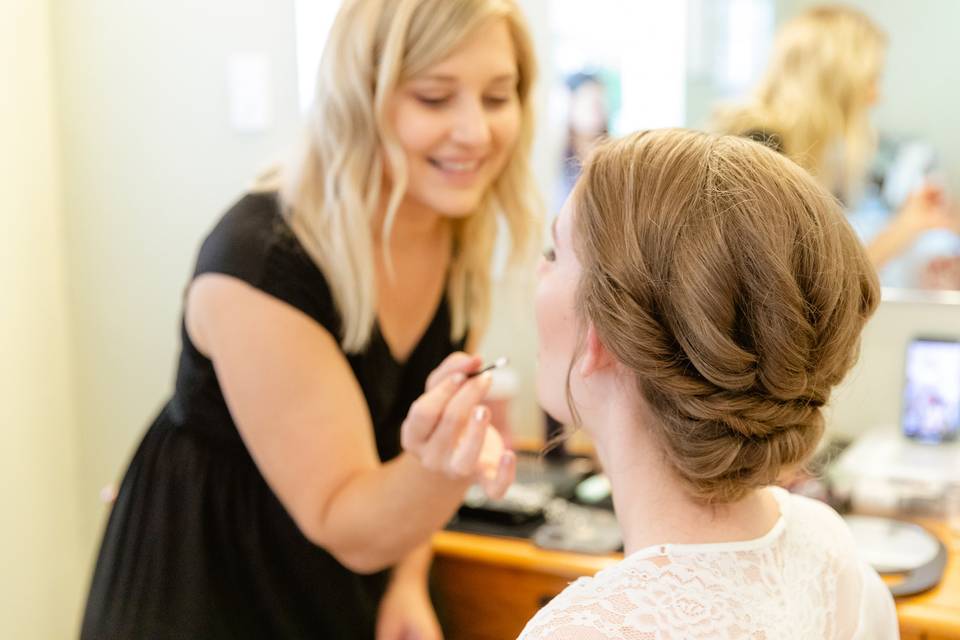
xmin=714 ymin=5 xmax=956 ymax=268
xmin=522 ymin=129 xmax=898 ymax=639
xmin=80 ymin=1 xmax=538 ymax=638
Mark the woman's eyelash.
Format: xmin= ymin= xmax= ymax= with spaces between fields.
xmin=415 ymin=95 xmax=511 ymax=108
xmin=416 ymin=95 xmax=450 ymax=106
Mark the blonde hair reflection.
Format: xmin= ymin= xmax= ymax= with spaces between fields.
xmin=257 ymin=0 xmax=539 ymax=352
xmin=713 ymin=5 xmax=886 ymax=201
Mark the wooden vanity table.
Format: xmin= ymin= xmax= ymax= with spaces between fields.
xmin=430 ymin=437 xmax=960 ymax=638
xmin=431 ymin=509 xmax=960 ymax=639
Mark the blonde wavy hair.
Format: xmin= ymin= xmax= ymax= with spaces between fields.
xmin=713 ymin=5 xmax=886 ymax=201
xmin=258 ymin=0 xmax=538 ymax=352
xmin=572 ymin=129 xmax=880 ymax=503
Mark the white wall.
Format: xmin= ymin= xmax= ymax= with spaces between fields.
xmin=50 ymin=0 xmax=304 ymax=566
xmin=0 ymin=0 xmax=84 ymax=637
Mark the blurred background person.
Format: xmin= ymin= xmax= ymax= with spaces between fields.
xmin=556 ymin=71 xmax=610 ymax=210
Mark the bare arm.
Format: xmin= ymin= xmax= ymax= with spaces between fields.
xmin=186 ymin=274 xmax=513 ymax=573
xmin=390 ymin=542 xmax=433 ymax=587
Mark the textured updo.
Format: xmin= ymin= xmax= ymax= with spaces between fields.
xmin=573 ymin=129 xmax=879 ymax=503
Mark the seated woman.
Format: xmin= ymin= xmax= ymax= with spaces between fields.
xmin=521 ymin=129 xmax=898 ymax=639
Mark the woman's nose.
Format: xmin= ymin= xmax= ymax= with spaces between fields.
xmin=449 ymin=97 xmax=492 ymax=147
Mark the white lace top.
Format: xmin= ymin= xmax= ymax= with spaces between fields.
xmin=518 ymin=487 xmax=898 ymax=640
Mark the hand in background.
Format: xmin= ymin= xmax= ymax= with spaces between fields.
xmin=867 ymin=182 xmax=959 ymax=267
xmin=376 ymin=578 xmax=443 ymax=640
xmin=894 ymin=182 xmax=958 ymax=237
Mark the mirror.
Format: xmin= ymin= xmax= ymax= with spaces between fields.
xmin=533 ymin=0 xmax=960 ymax=291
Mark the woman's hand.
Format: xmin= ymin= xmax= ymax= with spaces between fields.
xmin=894 ymin=183 xmax=957 ymax=237
xmin=867 ymin=183 xmax=959 ymax=266
xmin=375 ymin=578 xmax=443 ymax=640
xmin=401 ymin=352 xmax=516 ymax=499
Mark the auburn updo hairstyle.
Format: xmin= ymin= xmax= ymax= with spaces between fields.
xmin=572 ymin=128 xmax=879 ymax=503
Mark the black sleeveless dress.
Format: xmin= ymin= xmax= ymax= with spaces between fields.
xmin=81 ymin=193 xmax=464 ymax=640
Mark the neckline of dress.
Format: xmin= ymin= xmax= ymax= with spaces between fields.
xmin=622 ymin=486 xmax=791 ymax=561
xmin=374 ymin=294 xmax=447 ymax=368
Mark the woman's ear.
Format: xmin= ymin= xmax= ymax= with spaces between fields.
xmin=579 ymin=323 xmax=615 ymax=377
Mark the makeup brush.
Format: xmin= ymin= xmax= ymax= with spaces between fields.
xmin=466 ymin=356 xmax=510 ymax=378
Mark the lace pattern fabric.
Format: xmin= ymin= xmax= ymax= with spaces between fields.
xmin=518 ymin=488 xmax=898 ymax=640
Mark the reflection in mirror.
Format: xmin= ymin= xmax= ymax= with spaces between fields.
xmin=540 ymin=0 xmax=959 ymax=291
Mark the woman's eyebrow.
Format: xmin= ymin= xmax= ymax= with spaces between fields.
xmin=414 ymin=72 xmax=518 ymax=84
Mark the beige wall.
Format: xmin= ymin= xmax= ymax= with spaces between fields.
xmin=50 ymin=0 xmax=304 ymax=561
xmin=0 ymin=0 xmax=84 ymax=637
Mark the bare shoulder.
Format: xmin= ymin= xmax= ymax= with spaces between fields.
xmin=186 ymin=272 xmax=337 ymax=358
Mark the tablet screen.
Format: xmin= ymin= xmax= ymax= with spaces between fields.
xmin=902 ymin=338 xmax=960 ymax=443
